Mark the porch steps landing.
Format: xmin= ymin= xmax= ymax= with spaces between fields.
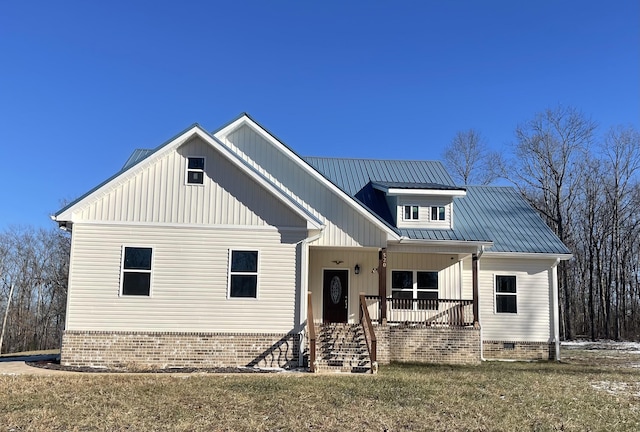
xmin=316 ymin=323 xmax=372 ymax=373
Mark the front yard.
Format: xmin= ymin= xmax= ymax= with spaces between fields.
xmin=1 ymin=344 xmax=639 ymax=431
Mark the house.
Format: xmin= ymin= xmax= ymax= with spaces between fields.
xmin=53 ymin=113 xmax=571 ymax=372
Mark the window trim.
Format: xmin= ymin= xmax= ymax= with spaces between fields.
xmin=227 ymin=249 xmax=260 ymax=300
xmin=494 ymin=274 xmax=518 ymax=314
xmin=390 ymin=269 xmax=439 ymax=310
xmin=119 ymin=245 xmax=154 ymax=297
xmin=403 ymin=205 xmax=420 ymax=221
xmin=185 ymin=156 xmax=206 ymax=185
xmin=431 ymin=206 xmax=446 ymax=221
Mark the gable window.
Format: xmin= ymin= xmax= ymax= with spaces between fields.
xmin=431 ymin=206 xmax=446 ymax=221
xmin=391 ymin=270 xmax=438 ymax=310
xmin=228 ymin=250 xmax=259 ymax=298
xmin=495 ymin=275 xmax=517 ymax=313
xmin=404 ymin=205 xmax=419 ymax=220
xmin=186 ymin=157 xmax=205 ymax=184
xmin=121 ymin=247 xmax=152 ymax=296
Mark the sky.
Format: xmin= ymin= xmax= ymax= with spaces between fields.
xmin=1 ymin=1 xmax=638 ymax=229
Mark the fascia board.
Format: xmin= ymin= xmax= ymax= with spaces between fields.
xmin=387 ymin=188 xmax=467 ymax=197
xmin=214 ymin=115 xmax=400 ymax=240
xmin=482 ymin=252 xmax=573 ymax=260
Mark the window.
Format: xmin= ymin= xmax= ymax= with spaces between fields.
xmin=391 ymin=270 xmax=438 ymax=310
xmin=431 ymin=206 xmax=446 ymax=221
xmin=121 ymin=247 xmax=152 ymax=296
xmin=495 ymin=275 xmax=517 ymax=313
xmin=228 ymin=250 xmax=259 ymax=298
xmin=186 ymin=157 xmax=205 ymax=184
xmin=403 ymin=205 xmax=419 ymax=220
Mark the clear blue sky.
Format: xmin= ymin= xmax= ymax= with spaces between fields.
xmin=1 ymin=1 xmax=638 ymax=229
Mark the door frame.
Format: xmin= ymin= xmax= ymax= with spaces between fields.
xmin=321 ymin=268 xmax=350 ymax=323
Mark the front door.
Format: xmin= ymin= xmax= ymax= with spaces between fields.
xmin=322 ymin=269 xmax=348 ymax=323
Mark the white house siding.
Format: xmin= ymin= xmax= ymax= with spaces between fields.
xmin=387 ymin=252 xmax=462 ymax=299
xmin=308 ymin=247 xmax=380 ymax=323
xmin=72 ymin=137 xmax=305 ymax=229
xmin=67 ymin=223 xmax=306 ymax=333
xmin=396 ymin=196 xmax=452 ymax=229
xmin=219 ymin=125 xmax=387 ymax=248
xmin=478 ymin=257 xmax=555 ymax=342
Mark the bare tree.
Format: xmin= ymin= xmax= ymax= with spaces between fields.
xmin=508 ymin=106 xmax=597 ymax=340
xmin=443 ymin=129 xmax=501 ymax=185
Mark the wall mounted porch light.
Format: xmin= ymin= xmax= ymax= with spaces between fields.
xmin=354 ymin=264 xmax=360 ymax=275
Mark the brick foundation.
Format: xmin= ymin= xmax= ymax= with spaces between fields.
xmin=61 ymin=330 xmax=300 ymax=369
xmin=375 ymin=324 xmax=481 ymax=365
xmin=483 ymin=340 xmax=554 ymax=360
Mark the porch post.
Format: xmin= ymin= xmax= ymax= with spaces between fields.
xmin=378 ymin=248 xmax=387 ymax=323
xmin=472 ymin=253 xmax=480 ymax=328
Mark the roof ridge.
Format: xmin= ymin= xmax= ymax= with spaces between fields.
xmin=303 ymin=155 xmax=442 ymax=163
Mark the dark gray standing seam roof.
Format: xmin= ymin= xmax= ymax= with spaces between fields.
xmin=304 ymin=157 xmax=570 ymax=255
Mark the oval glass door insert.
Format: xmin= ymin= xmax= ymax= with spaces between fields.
xmin=330 ymin=276 xmax=342 ymax=304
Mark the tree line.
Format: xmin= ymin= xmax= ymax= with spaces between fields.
xmin=444 ymin=105 xmax=640 ymax=340
xmin=0 ymin=227 xmax=69 ymax=354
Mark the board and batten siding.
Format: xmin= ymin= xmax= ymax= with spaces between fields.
xmin=219 ymin=125 xmax=387 ymax=248
xmin=67 ymin=223 xmax=305 ymax=333
xmin=396 ymin=196 xmax=452 ymax=229
xmin=478 ymin=257 xmax=555 ymax=342
xmin=71 ymin=137 xmax=305 ymax=229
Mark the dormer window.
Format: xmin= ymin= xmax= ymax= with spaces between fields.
xmin=404 ymin=205 xmax=419 ymax=220
xmin=431 ymin=206 xmax=445 ymax=221
xmin=186 ymin=157 xmax=205 ymax=184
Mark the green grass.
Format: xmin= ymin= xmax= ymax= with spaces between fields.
xmin=1 ymin=349 xmax=639 ymax=431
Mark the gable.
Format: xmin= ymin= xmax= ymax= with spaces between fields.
xmin=56 ymin=131 xmax=313 ymax=230
xmin=216 ymin=121 xmax=393 ymax=247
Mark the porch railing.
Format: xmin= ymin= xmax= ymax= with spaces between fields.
xmin=307 ymin=291 xmax=317 ymax=373
xmin=364 ymin=296 xmax=474 ymax=327
xmin=359 ymin=292 xmax=377 ymax=369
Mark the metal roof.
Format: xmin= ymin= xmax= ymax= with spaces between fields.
xmin=304 ymin=157 xmax=570 ymax=255
xmin=122 ymin=149 xmax=154 ymax=170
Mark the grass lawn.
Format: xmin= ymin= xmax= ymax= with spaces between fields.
xmin=1 ymin=347 xmax=639 ymax=431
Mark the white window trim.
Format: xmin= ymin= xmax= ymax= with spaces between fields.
xmin=227 ymin=249 xmax=260 ymax=300
xmin=402 ymin=205 xmax=420 ymax=221
xmin=494 ymin=274 xmax=518 ymax=314
xmin=119 ymin=245 xmax=154 ymax=297
xmin=390 ymin=269 xmax=439 ymax=310
xmin=185 ymin=156 xmax=206 ymax=186
xmin=430 ymin=205 xmax=446 ymax=221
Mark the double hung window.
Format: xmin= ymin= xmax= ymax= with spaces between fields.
xmin=391 ymin=270 xmax=438 ymax=310
xmin=121 ymin=246 xmax=153 ymax=296
xmin=495 ymin=275 xmax=517 ymax=313
xmin=228 ymin=250 xmax=259 ymax=298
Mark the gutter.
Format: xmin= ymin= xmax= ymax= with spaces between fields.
xmin=551 ymin=258 xmax=561 ymax=362
xmin=477 ymin=245 xmax=486 ymax=361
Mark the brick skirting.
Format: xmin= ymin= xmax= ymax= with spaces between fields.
xmin=483 ymin=340 xmax=554 ymax=360
xmin=375 ymin=325 xmax=481 ymax=365
xmin=61 ymin=330 xmax=300 ymax=369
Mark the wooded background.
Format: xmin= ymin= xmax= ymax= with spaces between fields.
xmin=0 ymin=105 xmax=638 ymax=354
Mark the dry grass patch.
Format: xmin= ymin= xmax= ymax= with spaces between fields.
xmin=1 ymin=351 xmax=639 ymax=431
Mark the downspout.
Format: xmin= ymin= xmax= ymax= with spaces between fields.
xmin=551 ymin=258 xmax=561 ymax=362
xmin=297 ymin=228 xmax=325 ymax=367
xmin=475 ymin=246 xmax=485 ymax=361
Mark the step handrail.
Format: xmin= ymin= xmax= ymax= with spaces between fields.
xmin=359 ymin=292 xmax=377 ymax=366
xmin=307 ymin=291 xmax=317 ymax=372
